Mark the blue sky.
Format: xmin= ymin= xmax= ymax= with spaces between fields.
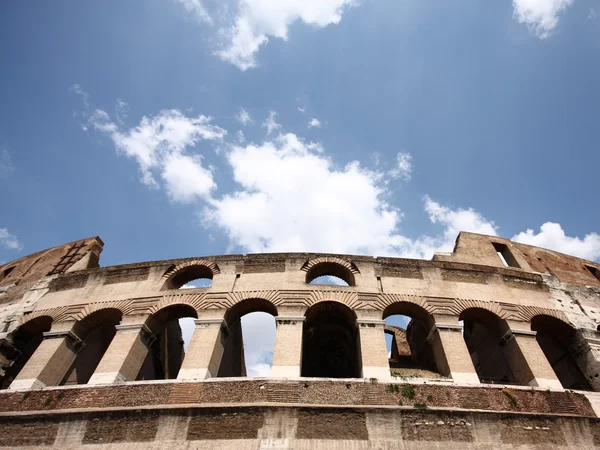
xmin=2 ymin=0 xmax=600 ymax=375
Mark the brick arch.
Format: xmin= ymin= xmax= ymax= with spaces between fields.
xmin=306 ymin=291 xmax=361 ymax=310
xmin=519 ymin=306 xmax=572 ymax=326
xmin=161 ymin=259 xmax=220 ymax=290
xmin=224 ymin=298 xmax=278 ymax=325
xmin=75 ymin=300 xmax=133 ymax=322
xmin=301 ymin=257 xmax=359 ymax=286
xmin=452 ymin=298 xmax=509 ymax=320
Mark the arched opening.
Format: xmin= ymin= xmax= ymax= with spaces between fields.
xmin=163 ymin=265 xmax=214 ymax=290
xmin=460 ymin=308 xmax=516 ymax=385
xmin=301 ymin=301 xmax=361 ymax=378
xmin=61 ymin=309 xmax=122 ymax=385
xmin=383 ymin=304 xmax=441 ymax=378
xmin=138 ymin=304 xmax=198 ymax=380
xmin=0 ymin=316 xmax=52 ymax=389
xmin=532 ymin=315 xmax=592 ymax=390
xmin=218 ymin=299 xmax=277 ymax=377
xmin=305 ymin=263 xmax=355 ymax=287
xmin=309 ymin=275 xmax=349 ymax=286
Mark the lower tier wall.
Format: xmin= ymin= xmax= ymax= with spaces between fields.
xmin=1 ymin=405 xmax=600 ymax=449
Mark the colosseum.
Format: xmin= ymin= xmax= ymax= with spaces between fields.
xmin=1 ymin=232 xmax=600 ymax=448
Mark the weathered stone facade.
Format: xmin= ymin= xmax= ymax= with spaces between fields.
xmin=2 ymin=231 xmax=600 ymax=448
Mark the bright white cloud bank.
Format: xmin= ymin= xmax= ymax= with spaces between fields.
xmin=513 ymin=0 xmax=575 ymax=38
xmin=0 ymin=228 xmax=21 ymax=251
xmin=512 ymin=223 xmax=600 ymax=261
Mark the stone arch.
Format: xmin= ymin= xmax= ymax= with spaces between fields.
xmin=459 ymin=307 xmax=516 ymax=385
xmin=0 ymin=315 xmax=52 ymax=389
xmin=62 ymin=308 xmax=123 ymax=386
xmin=218 ymin=298 xmax=278 ymax=378
xmin=531 ymin=314 xmax=592 ymax=390
xmin=302 ymin=257 xmax=358 ymax=286
xmin=382 ymin=301 xmax=440 ymax=375
xmin=301 ymin=301 xmax=361 ymax=378
xmin=161 ymin=260 xmax=220 ymax=290
xmin=138 ymin=303 xmax=199 ymax=381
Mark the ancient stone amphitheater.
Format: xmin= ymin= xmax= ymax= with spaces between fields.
xmin=1 ymin=232 xmax=600 ymax=448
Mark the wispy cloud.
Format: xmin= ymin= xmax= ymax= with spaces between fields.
xmin=512 ymin=0 xmax=575 ymax=38
xmin=236 ymin=107 xmax=253 ymax=126
xmin=308 ymin=118 xmax=321 ymax=129
xmin=262 ymin=111 xmax=282 ymax=136
xmin=0 ymin=228 xmax=22 ymax=251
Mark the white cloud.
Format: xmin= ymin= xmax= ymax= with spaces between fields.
xmin=513 ymin=0 xmax=574 ymax=38
xmin=173 ymin=0 xmax=212 ymax=24
xmin=0 ymin=149 xmax=13 ymax=175
xmin=86 ymin=106 xmax=225 ymax=203
xmin=298 ymin=106 xmax=306 ymax=113
xmin=589 ymin=7 xmax=597 ymax=19
xmin=236 ymin=107 xmax=253 ymax=126
xmin=262 ymin=111 xmax=282 ymax=136
xmin=512 ymin=222 xmax=600 ymax=261
xmin=308 ymin=118 xmax=321 ymax=129
xmin=0 ymin=228 xmax=21 ymax=251
xmin=216 ymin=0 xmax=358 ymax=70
xmin=422 ymin=196 xmax=498 ymax=253
xmin=389 ymin=152 xmax=413 ymax=182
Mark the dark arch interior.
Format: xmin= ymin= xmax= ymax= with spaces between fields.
xmin=383 ymin=304 xmax=440 ymax=376
xmin=460 ymin=308 xmax=516 ymax=385
xmin=138 ymin=304 xmax=198 ymax=381
xmin=164 ymin=265 xmax=214 ymax=290
xmin=61 ymin=308 xmax=122 ymax=386
xmin=532 ymin=315 xmax=592 ymax=390
xmin=301 ymin=301 xmax=361 ymax=378
xmin=305 ymin=263 xmax=355 ymax=287
xmin=218 ymin=299 xmax=277 ymax=377
xmin=0 ymin=316 xmax=52 ymax=389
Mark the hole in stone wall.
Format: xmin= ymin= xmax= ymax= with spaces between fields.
xmin=305 ymin=262 xmax=355 ymax=286
xmin=531 ymin=315 xmax=592 ymax=391
xmin=217 ymin=299 xmax=277 ymax=378
xmin=138 ymin=304 xmax=198 ymax=381
xmin=384 ymin=313 xmax=440 ymax=378
xmin=492 ymin=243 xmax=520 ymax=268
xmin=585 ymin=265 xmax=600 ymax=282
xmin=301 ymin=301 xmax=361 ymax=378
xmin=460 ymin=308 xmax=517 ymax=385
xmin=309 ymin=275 xmax=349 ymax=286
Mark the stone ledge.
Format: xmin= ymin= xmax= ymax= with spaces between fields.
xmin=0 ymin=379 xmax=594 ymax=418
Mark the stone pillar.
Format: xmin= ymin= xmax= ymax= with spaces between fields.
xmin=358 ymin=319 xmax=391 ymax=380
xmin=572 ymin=329 xmax=600 ymax=391
xmin=10 ymin=325 xmax=82 ymax=390
xmin=271 ymin=316 xmax=305 ymax=378
xmin=177 ymin=318 xmax=228 ymax=380
xmin=87 ymin=323 xmax=154 ymax=385
xmin=428 ymin=323 xmax=480 ymax=385
xmin=500 ymin=328 xmax=562 ymax=389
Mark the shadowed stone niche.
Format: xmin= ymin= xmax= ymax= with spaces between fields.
xmin=301 ymin=301 xmax=361 ymax=378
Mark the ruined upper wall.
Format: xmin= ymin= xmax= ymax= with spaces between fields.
xmin=434 ymin=232 xmax=600 ymax=288
xmin=0 ymin=237 xmax=103 ymax=305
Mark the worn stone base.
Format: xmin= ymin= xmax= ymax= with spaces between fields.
xmin=1 ymin=405 xmax=600 ymax=449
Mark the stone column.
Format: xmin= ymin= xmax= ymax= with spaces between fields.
xmin=177 ymin=318 xmax=228 ymax=380
xmin=500 ymin=328 xmax=562 ymax=389
xmin=10 ymin=324 xmax=82 ymax=390
xmin=271 ymin=316 xmax=305 ymax=378
xmin=572 ymin=329 xmax=600 ymax=391
xmin=358 ymin=319 xmax=391 ymax=380
xmin=87 ymin=323 xmax=154 ymax=385
xmin=428 ymin=322 xmax=480 ymax=385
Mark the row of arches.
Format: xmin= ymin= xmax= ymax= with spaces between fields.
xmin=162 ymin=259 xmax=358 ymax=290
xmin=0 ymin=300 xmax=592 ymax=391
